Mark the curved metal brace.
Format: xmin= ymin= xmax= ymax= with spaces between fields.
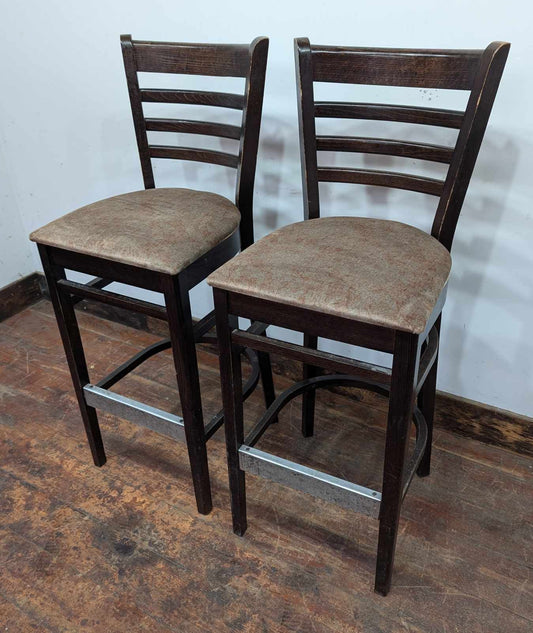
xmin=245 ymin=373 xmax=388 ymax=447
xmin=97 ymin=338 xmax=172 ymax=389
xmin=96 ymin=329 xmax=263 ymax=440
xmin=243 ymin=373 xmax=428 ymax=501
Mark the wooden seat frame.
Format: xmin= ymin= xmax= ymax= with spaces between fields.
xmin=37 ymin=35 xmax=272 ymax=515
xmin=214 ymin=37 xmax=509 ymax=594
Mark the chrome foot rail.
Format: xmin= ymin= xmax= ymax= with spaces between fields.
xmin=84 ymin=384 xmax=185 ymax=441
xmin=233 ymin=327 xmax=432 ymax=521
xmin=239 ymin=445 xmax=381 ymax=518
xmin=83 ymin=316 xmax=264 ymax=443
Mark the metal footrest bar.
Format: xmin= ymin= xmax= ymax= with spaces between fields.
xmin=89 ymin=332 xmax=261 ymax=442
xmin=94 ymin=310 xmax=221 ymax=391
xmin=59 ymin=276 xmax=268 ymax=445
xmin=239 ymin=445 xmax=381 ymax=518
xmin=96 ymin=338 xmax=172 ymax=389
xmin=84 ymin=384 xmax=185 ymax=442
xmin=245 ymin=373 xmax=390 ymax=447
xmin=240 ymin=371 xmax=426 ymax=516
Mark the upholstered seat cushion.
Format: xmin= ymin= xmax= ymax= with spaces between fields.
xmin=208 ymin=217 xmax=451 ymax=334
xmin=30 ymin=188 xmax=241 ymax=275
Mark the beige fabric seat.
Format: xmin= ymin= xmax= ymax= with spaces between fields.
xmin=30 ymin=188 xmax=241 ymax=275
xmin=208 ymin=217 xmax=451 ymax=334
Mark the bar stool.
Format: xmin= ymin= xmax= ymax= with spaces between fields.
xmin=209 ymin=38 xmax=509 ymax=593
xmin=30 ymin=35 xmax=272 ymax=515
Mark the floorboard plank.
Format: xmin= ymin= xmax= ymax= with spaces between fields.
xmin=1 ymin=304 xmax=532 ymax=632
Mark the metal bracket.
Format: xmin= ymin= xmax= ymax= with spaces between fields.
xmin=84 ymin=384 xmax=185 ymax=442
xmin=239 ymin=445 xmax=381 ymax=518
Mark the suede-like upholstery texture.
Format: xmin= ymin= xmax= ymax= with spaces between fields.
xmin=208 ymin=217 xmax=452 ymax=334
xmin=30 ymin=188 xmax=241 ymax=275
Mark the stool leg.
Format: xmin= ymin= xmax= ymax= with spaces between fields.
xmin=375 ymin=331 xmax=420 ymax=596
xmin=164 ymin=275 xmax=212 ymax=515
xmin=257 ymin=336 xmax=276 ymax=421
xmin=38 ymin=245 xmax=106 ymax=467
xmin=302 ymin=333 xmax=318 ymax=437
xmin=417 ymin=316 xmax=441 ymax=478
xmin=214 ymin=289 xmax=247 ymax=535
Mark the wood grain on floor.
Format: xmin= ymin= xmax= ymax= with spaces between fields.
xmin=0 ymin=300 xmax=531 ymax=632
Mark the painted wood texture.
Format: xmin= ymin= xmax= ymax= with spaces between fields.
xmin=2 ymin=275 xmax=530 ymax=458
xmin=0 ymin=273 xmax=43 ymax=321
xmin=269 ymin=354 xmax=533 ymax=459
xmin=0 ymin=301 xmax=531 ymax=631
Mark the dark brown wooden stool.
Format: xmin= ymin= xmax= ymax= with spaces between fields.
xmin=209 ymin=38 xmax=509 ymax=593
xmin=30 ymin=35 xmax=273 ymax=515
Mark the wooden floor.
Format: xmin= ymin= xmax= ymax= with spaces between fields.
xmin=0 ymin=300 xmax=531 ymax=632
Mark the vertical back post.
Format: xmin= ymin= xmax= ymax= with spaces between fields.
xmin=236 ymin=37 xmax=269 ymax=250
xmin=121 ymin=34 xmax=156 ymax=189
xmin=295 ymin=37 xmax=320 ymax=220
xmin=431 ymin=42 xmax=510 ymax=250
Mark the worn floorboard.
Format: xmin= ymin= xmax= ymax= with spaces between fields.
xmin=0 ymin=300 xmax=531 ymax=632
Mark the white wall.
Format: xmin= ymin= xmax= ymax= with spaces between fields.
xmin=0 ymin=143 xmax=35 ymax=287
xmin=0 ymin=0 xmax=531 ymax=417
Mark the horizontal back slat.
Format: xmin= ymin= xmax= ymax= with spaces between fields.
xmin=295 ymin=37 xmax=509 ymax=244
xmin=121 ymin=33 xmax=268 ymax=225
xmin=316 ymin=136 xmax=453 ymax=163
xmin=149 ymin=145 xmax=239 ymax=168
xmin=312 ymin=47 xmax=482 ymax=89
xmin=314 ymin=102 xmax=464 ymax=128
xmin=133 ymin=41 xmax=250 ymax=76
xmin=317 ymin=167 xmax=444 ymax=196
xmin=145 ymin=118 xmax=241 ymax=139
xmin=140 ymin=89 xmax=245 ymax=109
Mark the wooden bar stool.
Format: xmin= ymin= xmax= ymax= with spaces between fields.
xmin=30 ymin=35 xmax=273 ymax=515
xmin=209 ymin=38 xmax=509 ymax=593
